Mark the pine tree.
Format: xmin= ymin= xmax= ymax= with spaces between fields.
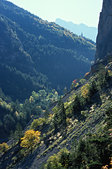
xmin=53 ymin=99 xmax=67 ymax=133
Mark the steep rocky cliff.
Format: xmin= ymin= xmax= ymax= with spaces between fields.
xmin=95 ymin=0 xmax=112 ymax=63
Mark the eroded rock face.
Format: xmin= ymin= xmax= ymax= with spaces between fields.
xmin=95 ymin=0 xmax=112 ymax=63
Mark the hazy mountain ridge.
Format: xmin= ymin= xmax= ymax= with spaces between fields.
xmin=56 ymin=18 xmax=97 ymax=42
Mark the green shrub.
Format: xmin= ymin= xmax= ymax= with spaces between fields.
xmin=31 ymin=118 xmax=46 ymax=130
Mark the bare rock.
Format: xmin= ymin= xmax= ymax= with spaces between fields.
xmin=95 ymin=0 xmax=112 ymax=63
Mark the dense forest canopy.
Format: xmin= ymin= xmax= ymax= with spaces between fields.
xmin=0 ymin=0 xmax=95 ymax=101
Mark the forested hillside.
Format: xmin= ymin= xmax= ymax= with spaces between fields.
xmin=1 ymin=0 xmax=112 ymax=169
xmin=0 ymin=0 xmax=95 ymax=101
xmin=0 ymin=61 xmax=112 ymax=169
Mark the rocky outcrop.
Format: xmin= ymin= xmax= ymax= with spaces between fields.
xmin=95 ymin=0 xmax=112 ymax=63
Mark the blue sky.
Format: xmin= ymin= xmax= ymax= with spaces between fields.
xmin=8 ymin=0 xmax=103 ymax=27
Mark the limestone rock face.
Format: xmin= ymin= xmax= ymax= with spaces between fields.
xmin=95 ymin=0 xmax=112 ymax=63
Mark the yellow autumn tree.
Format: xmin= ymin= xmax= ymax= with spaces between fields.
xmin=81 ymin=83 xmax=90 ymax=99
xmin=20 ymin=129 xmax=41 ymax=153
xmin=0 ymin=142 xmax=9 ymax=154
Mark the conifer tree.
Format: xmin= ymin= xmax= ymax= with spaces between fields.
xmin=53 ymin=99 xmax=67 ymax=133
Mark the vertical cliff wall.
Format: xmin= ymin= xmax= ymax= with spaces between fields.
xmin=95 ymin=0 xmax=112 ymax=63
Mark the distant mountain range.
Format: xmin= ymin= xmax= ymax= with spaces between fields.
xmin=55 ymin=18 xmax=97 ymax=42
